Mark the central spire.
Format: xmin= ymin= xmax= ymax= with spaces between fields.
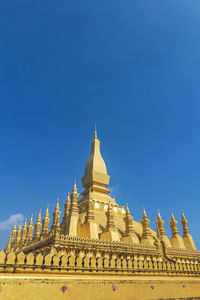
xmin=83 ymin=125 xmax=108 ymax=179
xmin=80 ymin=127 xmax=115 ymax=213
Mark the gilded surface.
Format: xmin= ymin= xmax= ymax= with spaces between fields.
xmin=1 ymin=128 xmax=200 ymax=299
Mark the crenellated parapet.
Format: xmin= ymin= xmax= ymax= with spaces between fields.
xmin=0 ymin=248 xmax=199 ymax=277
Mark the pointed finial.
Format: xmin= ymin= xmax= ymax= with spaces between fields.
xmin=45 ymin=205 xmax=49 ymax=217
xmin=18 ymin=224 xmax=22 ymax=231
xmin=23 ymin=218 xmax=27 ymax=228
xmin=143 ymin=207 xmax=147 ymax=218
xmin=171 ymin=212 xmax=175 ymax=220
xmin=30 ymin=214 xmax=33 ymax=225
xmin=56 ymin=199 xmax=59 ymax=209
xmin=73 ymin=179 xmax=77 ymax=193
xmin=13 ymin=224 xmax=17 ymax=231
xmin=126 ymin=203 xmax=130 ymax=214
xmin=181 ymin=210 xmax=185 ymax=219
xmin=37 ymin=209 xmax=41 ymax=222
xmin=94 ymin=124 xmax=97 ymax=139
xmin=157 ymin=209 xmax=161 ymax=219
xmin=67 ymin=192 xmax=70 ymax=199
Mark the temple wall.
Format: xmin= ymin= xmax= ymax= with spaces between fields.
xmin=0 ymin=249 xmax=200 ymax=299
xmin=0 ymin=274 xmax=200 ymax=300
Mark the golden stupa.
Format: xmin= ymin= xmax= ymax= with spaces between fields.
xmin=0 ymin=128 xmax=200 ymax=300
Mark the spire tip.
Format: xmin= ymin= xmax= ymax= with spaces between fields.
xmin=171 ymin=212 xmax=175 ymax=220
xmin=143 ymin=207 xmax=147 ymax=218
xmin=94 ymin=124 xmax=97 ymax=139
xmin=182 ymin=210 xmax=186 ymax=219
xmin=45 ymin=205 xmax=49 ymax=217
xmin=73 ymin=179 xmax=77 ymax=193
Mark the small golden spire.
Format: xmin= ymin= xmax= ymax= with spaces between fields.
xmin=41 ymin=205 xmax=50 ymax=239
xmin=143 ymin=207 xmax=147 ymax=219
xmin=22 ymin=219 xmax=27 ymax=234
xmin=157 ymin=209 xmax=161 ymax=219
xmin=70 ymin=181 xmax=79 ymax=215
xmin=34 ymin=210 xmax=42 ymax=240
xmin=141 ymin=208 xmax=151 ymax=239
xmin=24 ymin=218 xmax=27 ymax=228
xmin=16 ymin=224 xmax=22 ymax=245
xmin=30 ymin=214 xmax=33 ymax=225
xmin=37 ymin=210 xmax=41 ymax=222
xmin=182 ymin=210 xmax=186 ymax=220
xmin=171 ymin=212 xmax=175 ymax=220
xmin=37 ymin=209 xmax=41 ymax=222
xmin=181 ymin=211 xmax=197 ymax=250
xmin=5 ymin=224 xmax=17 ymax=252
xmin=94 ymin=124 xmax=97 ymax=139
xmin=55 ymin=199 xmax=59 ymax=210
xmin=126 ymin=203 xmax=131 ymax=216
xmin=26 ymin=214 xmax=34 ymax=244
xmin=85 ymin=187 xmax=95 ymax=223
xmin=156 ymin=210 xmax=166 ymax=237
xmin=61 ymin=192 xmax=71 ymax=235
xmin=56 ymin=199 xmax=59 ymax=210
xmin=51 ymin=199 xmax=61 ymax=234
xmin=73 ymin=180 xmax=77 ymax=193
xmin=54 ymin=211 xmax=61 ymax=243
xmin=105 ymin=200 xmax=116 ymax=231
xmin=124 ymin=204 xmax=134 ymax=236
xmin=181 ymin=210 xmax=189 ymax=237
xmin=21 ymin=219 xmax=27 ymax=244
xmin=45 ymin=205 xmax=49 ymax=218
xmin=170 ymin=212 xmax=179 ymax=237
xmin=66 ymin=193 xmax=71 ymax=212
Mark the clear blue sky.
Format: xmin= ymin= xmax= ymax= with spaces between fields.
xmin=0 ymin=0 xmax=200 ymax=249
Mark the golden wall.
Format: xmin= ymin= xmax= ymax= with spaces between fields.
xmin=0 ymin=274 xmax=200 ymax=300
xmin=0 ymin=250 xmax=200 ymax=299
